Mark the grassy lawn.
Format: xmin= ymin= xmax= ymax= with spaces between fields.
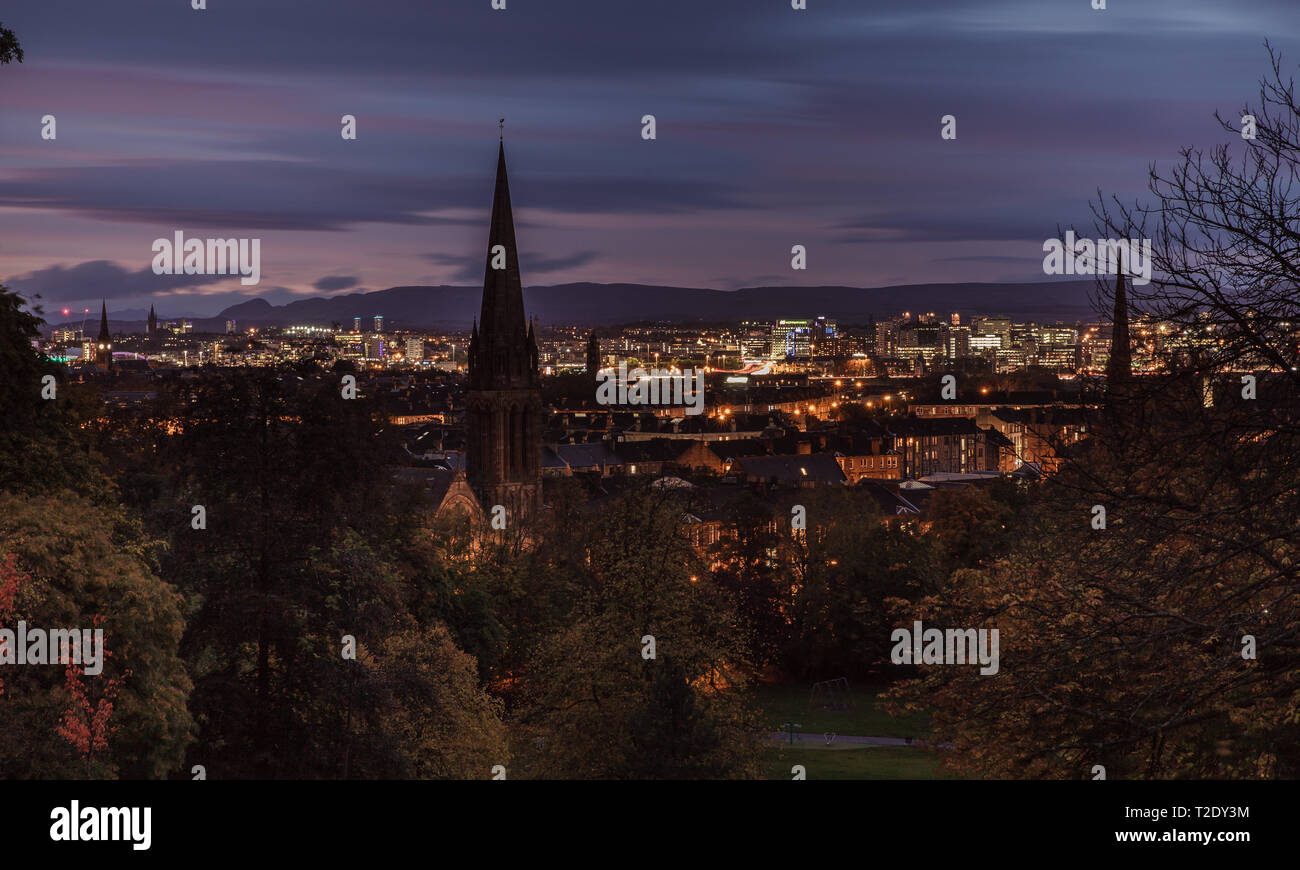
xmin=764 ymin=744 xmax=952 ymax=780
xmin=749 ymin=681 xmax=930 ymax=739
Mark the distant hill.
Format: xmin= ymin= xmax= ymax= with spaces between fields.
xmin=58 ymin=280 xmax=1107 ymax=334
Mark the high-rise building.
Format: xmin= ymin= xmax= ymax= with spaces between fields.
xmin=353 ymin=316 xmax=362 ymax=333
xmin=405 ymin=336 xmax=425 ymax=362
xmin=812 ymin=316 xmax=838 ymax=356
xmin=739 ymin=321 xmax=772 ymax=359
xmin=972 ymin=315 xmax=1012 ymax=348
xmin=946 ymin=325 xmax=971 ymax=359
xmin=771 ymin=319 xmax=811 ymax=358
xmin=466 ymin=141 xmax=542 ymax=520
xmin=875 ymin=319 xmax=897 ymax=357
xmin=898 ymin=322 xmax=942 ymax=365
xmin=375 ymin=315 xmax=384 ymax=333
xmin=226 ymin=319 xmax=237 ymax=334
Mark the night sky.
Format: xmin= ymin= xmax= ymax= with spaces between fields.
xmin=1 ymin=0 xmax=1295 ymax=318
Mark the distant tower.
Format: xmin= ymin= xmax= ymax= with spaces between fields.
xmin=147 ymin=304 xmax=157 ymax=339
xmin=95 ymin=301 xmax=113 ymax=369
xmin=1107 ymin=257 xmax=1132 ymax=387
xmin=466 ymin=141 xmax=543 ymax=519
xmin=586 ymin=330 xmax=600 ymax=382
xmin=353 ymin=316 xmax=362 ymax=333
xmin=374 ymin=314 xmax=384 ymax=333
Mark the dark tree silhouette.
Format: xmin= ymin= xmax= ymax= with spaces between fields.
xmin=888 ymin=46 xmax=1300 ymax=779
xmin=0 ymin=21 xmax=22 ymax=65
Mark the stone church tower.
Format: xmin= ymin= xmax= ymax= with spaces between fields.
xmin=466 ymin=141 xmax=543 ymax=520
xmin=95 ymin=301 xmax=113 ymax=369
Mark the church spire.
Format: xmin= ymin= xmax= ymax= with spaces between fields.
xmin=95 ymin=300 xmax=113 ymax=369
xmin=1107 ymin=251 xmax=1131 ymax=385
xmin=470 ymin=140 xmax=536 ymax=390
xmin=465 ymin=139 xmax=543 ymax=520
xmin=479 ymin=141 xmax=527 ymax=342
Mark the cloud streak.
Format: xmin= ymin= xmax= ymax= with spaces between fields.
xmin=426 ymin=250 xmax=600 ymax=283
xmin=7 ymin=259 xmax=234 ymax=301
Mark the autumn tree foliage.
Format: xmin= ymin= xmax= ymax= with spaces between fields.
xmin=0 ymin=553 xmax=23 ymax=698
xmin=359 ymin=623 xmax=508 ymax=779
xmin=0 ymin=494 xmax=193 ymax=779
xmin=57 ymin=652 xmax=131 ymax=778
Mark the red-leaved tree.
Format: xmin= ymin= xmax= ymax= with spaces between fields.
xmin=0 ymin=553 xmax=24 ymax=697
xmin=56 ymin=616 xmax=128 ymax=778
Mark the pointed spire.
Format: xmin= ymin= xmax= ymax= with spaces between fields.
xmin=478 ymin=140 xmax=527 ymax=345
xmin=1107 ymin=250 xmax=1131 ymax=385
xmin=98 ymin=300 xmax=111 ymax=342
xmin=470 ymin=140 xmax=537 ymax=391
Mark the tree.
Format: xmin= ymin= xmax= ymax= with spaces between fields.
xmin=0 ymin=286 xmax=110 ymax=499
xmin=927 ymin=486 xmax=1018 ymax=570
xmin=57 ymin=643 xmax=130 ymax=779
xmin=0 ymin=494 xmax=193 ymax=779
xmin=1093 ymin=43 xmax=1300 ymax=387
xmin=887 ymin=49 xmax=1300 ymax=777
xmin=0 ymin=21 xmax=22 ymax=65
xmin=621 ymin=656 xmax=729 ymax=779
xmin=360 ymin=623 xmax=508 ymax=779
xmin=783 ymin=488 xmax=940 ymax=680
xmin=508 ymin=485 xmax=763 ymax=779
xmin=143 ymin=370 xmax=406 ymax=777
xmin=706 ymin=492 xmax=791 ymax=669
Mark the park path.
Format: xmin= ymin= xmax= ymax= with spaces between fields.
xmin=767 ymin=732 xmax=950 ymax=749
